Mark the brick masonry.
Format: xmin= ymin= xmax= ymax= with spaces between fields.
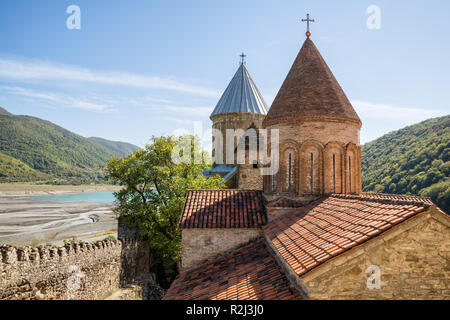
xmin=211 ymin=112 xmax=265 ymax=189
xmin=263 ymin=121 xmax=362 ymax=196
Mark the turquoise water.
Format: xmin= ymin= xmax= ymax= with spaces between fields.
xmin=31 ymin=192 xmax=116 ymax=203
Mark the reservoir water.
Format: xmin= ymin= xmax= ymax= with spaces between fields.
xmin=31 ymin=192 xmax=116 ymax=203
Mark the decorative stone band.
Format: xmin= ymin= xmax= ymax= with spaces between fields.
xmin=263 ymin=114 xmax=362 ymax=128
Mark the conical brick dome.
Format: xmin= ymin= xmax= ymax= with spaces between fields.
xmin=263 ymin=38 xmax=361 ymax=127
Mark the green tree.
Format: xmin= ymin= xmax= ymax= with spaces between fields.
xmin=106 ymin=136 xmax=224 ymax=285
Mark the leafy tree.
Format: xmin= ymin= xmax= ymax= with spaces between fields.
xmin=107 ymin=136 xmax=224 ymax=285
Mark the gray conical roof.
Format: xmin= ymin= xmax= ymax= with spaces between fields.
xmin=210 ymin=63 xmax=268 ymax=118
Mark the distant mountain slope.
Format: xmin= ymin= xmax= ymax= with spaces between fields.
xmin=0 ymin=106 xmax=12 ymax=116
xmin=88 ymin=137 xmax=139 ymax=158
xmin=0 ymin=107 xmax=138 ymax=183
xmin=362 ymin=115 xmax=450 ymax=213
xmin=0 ymin=152 xmax=51 ymax=182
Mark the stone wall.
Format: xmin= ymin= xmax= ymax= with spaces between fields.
xmin=0 ymin=222 xmax=153 ymax=300
xmin=238 ymin=166 xmax=263 ymax=190
xmin=0 ymin=240 xmax=123 ymax=300
xmin=301 ymin=210 xmax=450 ymax=299
xmin=181 ymin=228 xmax=262 ymax=271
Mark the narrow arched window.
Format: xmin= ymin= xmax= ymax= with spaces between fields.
xmin=310 ymin=152 xmax=314 ymax=193
xmin=348 ymin=156 xmax=352 ymax=193
xmin=288 ymin=153 xmax=292 ymax=190
xmin=333 ymin=154 xmax=336 ymax=193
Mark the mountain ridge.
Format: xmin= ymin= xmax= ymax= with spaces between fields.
xmin=0 ymin=107 xmax=139 ymax=183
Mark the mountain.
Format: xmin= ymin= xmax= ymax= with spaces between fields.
xmin=362 ymin=115 xmax=449 ymax=213
xmin=88 ymin=137 xmax=139 ymax=158
xmin=0 ymin=106 xmax=12 ymax=116
xmin=0 ymin=107 xmax=139 ymax=184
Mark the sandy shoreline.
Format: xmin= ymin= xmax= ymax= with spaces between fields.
xmin=0 ymin=184 xmax=122 ymax=197
xmin=0 ymin=185 xmax=121 ymax=246
xmin=0 ymin=196 xmax=118 ymax=246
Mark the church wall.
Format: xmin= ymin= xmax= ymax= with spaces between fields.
xmin=264 ymin=120 xmax=361 ymax=196
xmin=211 ymin=113 xmax=265 ymax=166
xmin=301 ymin=209 xmax=450 ymax=299
xmin=181 ymin=228 xmax=262 ymax=272
xmin=238 ymin=166 xmax=263 ymax=189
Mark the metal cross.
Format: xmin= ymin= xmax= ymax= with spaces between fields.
xmin=240 ymin=52 xmax=246 ymax=64
xmin=301 ymin=13 xmax=315 ymax=37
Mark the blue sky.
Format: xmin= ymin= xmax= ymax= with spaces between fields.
xmin=0 ymin=0 xmax=449 ymax=148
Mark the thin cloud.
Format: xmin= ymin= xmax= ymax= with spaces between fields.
xmin=351 ymin=100 xmax=447 ymax=122
xmin=0 ymin=57 xmax=220 ymax=98
xmin=3 ymin=86 xmax=116 ymax=113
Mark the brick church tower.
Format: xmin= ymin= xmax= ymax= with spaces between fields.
xmin=210 ymin=58 xmax=268 ymax=189
xmin=263 ymin=37 xmax=362 ymax=198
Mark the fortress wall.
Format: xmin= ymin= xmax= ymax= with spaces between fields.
xmin=0 ymin=234 xmax=149 ymax=300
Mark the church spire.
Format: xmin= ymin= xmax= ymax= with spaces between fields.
xmin=210 ymin=57 xmax=267 ymax=117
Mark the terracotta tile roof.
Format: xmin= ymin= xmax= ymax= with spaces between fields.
xmin=340 ymin=192 xmax=434 ymax=206
xmin=164 ymin=240 xmax=303 ymax=300
xmin=263 ymin=38 xmax=361 ymax=127
xmin=266 ymin=196 xmax=305 ymax=208
xmin=180 ymin=189 xmax=267 ymax=229
xmin=263 ymin=194 xmax=431 ymax=277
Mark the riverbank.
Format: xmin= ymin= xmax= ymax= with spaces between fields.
xmin=0 ymin=183 xmax=122 ymax=197
xmin=0 ymin=195 xmax=118 ymax=246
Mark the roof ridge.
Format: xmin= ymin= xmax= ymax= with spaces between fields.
xmin=330 ymin=193 xmax=433 ymax=207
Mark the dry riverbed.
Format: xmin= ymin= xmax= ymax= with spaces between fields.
xmin=0 ymin=184 xmax=121 ymax=246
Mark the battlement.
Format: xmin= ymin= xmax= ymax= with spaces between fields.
xmin=0 ymin=234 xmax=149 ymax=300
xmin=0 ymin=239 xmax=124 ymax=266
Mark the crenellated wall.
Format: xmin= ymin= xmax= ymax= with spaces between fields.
xmin=0 ymin=223 xmax=152 ymax=300
xmin=0 ymin=240 xmax=123 ymax=300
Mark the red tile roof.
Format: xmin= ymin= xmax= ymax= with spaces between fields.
xmin=263 ymin=194 xmax=431 ymax=277
xmin=266 ymin=196 xmax=305 ymax=208
xmin=164 ymin=240 xmax=303 ymax=300
xmin=180 ymin=189 xmax=267 ymax=229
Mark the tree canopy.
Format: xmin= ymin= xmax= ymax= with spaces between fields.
xmin=107 ymin=136 xmax=224 ymax=284
xmin=362 ymin=115 xmax=449 ymax=213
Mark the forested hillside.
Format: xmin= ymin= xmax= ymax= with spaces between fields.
xmin=0 ymin=107 xmax=139 ymax=184
xmin=362 ymin=115 xmax=449 ymax=213
xmin=88 ymin=137 xmax=138 ymax=158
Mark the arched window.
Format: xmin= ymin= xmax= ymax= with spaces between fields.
xmin=348 ymin=156 xmax=352 ymax=193
xmin=310 ymin=152 xmax=314 ymax=193
xmin=333 ymin=154 xmax=336 ymax=193
xmin=282 ymin=146 xmax=297 ymax=193
xmin=288 ymin=153 xmax=293 ymax=190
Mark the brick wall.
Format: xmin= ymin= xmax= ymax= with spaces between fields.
xmin=263 ymin=119 xmax=361 ymax=196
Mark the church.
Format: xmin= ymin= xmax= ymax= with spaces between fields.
xmin=164 ymin=17 xmax=450 ymax=300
